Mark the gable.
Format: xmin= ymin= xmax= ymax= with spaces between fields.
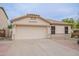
xmin=12 ymin=15 xmax=50 ymax=26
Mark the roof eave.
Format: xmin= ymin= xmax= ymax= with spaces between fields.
xmin=0 ymin=7 xmax=8 ymax=19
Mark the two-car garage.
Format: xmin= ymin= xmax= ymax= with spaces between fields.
xmin=14 ymin=26 xmax=49 ymax=40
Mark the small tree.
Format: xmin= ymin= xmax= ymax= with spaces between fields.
xmin=62 ymin=18 xmax=75 ymax=29
xmin=8 ymin=24 xmax=12 ymax=29
xmin=76 ymin=19 xmax=79 ymax=29
xmin=8 ymin=24 xmax=12 ymax=38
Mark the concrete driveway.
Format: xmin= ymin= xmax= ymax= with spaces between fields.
xmin=0 ymin=39 xmax=79 ymax=56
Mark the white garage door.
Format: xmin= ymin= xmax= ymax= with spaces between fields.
xmin=15 ymin=26 xmax=48 ymax=40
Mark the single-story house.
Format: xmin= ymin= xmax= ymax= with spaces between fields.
xmin=11 ymin=14 xmax=71 ymax=40
xmin=0 ymin=7 xmax=10 ymax=37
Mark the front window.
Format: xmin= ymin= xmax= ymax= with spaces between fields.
xmin=51 ymin=26 xmax=55 ymax=34
xmin=65 ymin=27 xmax=68 ymax=34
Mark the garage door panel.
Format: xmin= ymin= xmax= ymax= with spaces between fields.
xmin=15 ymin=26 xmax=48 ymax=39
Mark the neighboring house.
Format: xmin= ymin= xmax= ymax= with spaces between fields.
xmin=0 ymin=7 xmax=10 ymax=37
xmin=11 ymin=14 xmax=71 ymax=40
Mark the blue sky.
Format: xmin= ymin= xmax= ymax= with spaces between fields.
xmin=0 ymin=3 xmax=79 ymax=20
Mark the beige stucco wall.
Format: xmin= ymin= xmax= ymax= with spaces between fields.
xmin=55 ymin=25 xmax=71 ymax=34
xmin=51 ymin=25 xmax=71 ymax=39
xmin=51 ymin=25 xmax=71 ymax=34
